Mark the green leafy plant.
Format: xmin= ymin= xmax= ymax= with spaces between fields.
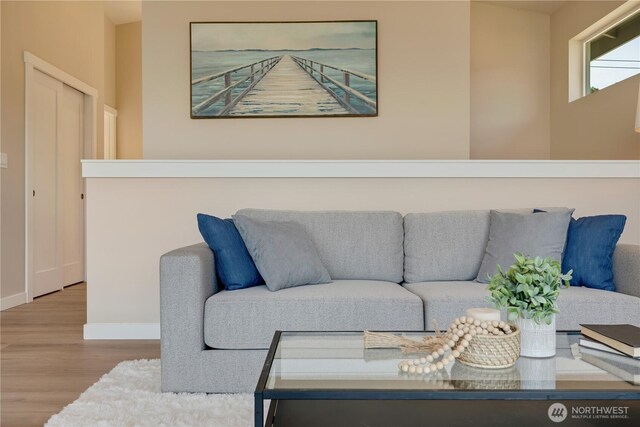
xmin=486 ymin=253 xmax=572 ymax=325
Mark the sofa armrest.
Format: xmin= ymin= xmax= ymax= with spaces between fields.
xmin=613 ymin=244 xmax=640 ymax=298
xmin=160 ymin=243 xmax=219 ymax=357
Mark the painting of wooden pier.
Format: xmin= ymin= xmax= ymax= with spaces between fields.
xmin=190 ymin=21 xmax=377 ymax=118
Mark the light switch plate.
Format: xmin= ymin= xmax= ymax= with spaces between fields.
xmin=0 ymin=153 xmax=7 ymax=169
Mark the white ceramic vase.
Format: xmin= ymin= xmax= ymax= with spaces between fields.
xmin=515 ymin=314 xmax=556 ymax=358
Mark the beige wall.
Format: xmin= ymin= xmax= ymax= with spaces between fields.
xmin=470 ymin=2 xmax=550 ymax=159
xmin=116 ymin=21 xmax=143 ymax=159
xmin=0 ymin=1 xmax=112 ymax=300
xmin=104 ymin=15 xmax=117 ymax=108
xmin=142 ymin=1 xmax=471 ymax=160
xmin=550 ymin=1 xmax=640 ymax=159
xmin=85 ymin=176 xmax=640 ymax=324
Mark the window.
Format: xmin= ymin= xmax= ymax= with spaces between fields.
xmin=586 ymin=10 xmax=640 ymax=94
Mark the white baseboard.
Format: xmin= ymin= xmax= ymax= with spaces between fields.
xmin=1 ymin=292 xmax=27 ymax=311
xmin=83 ymin=323 xmax=160 ymax=340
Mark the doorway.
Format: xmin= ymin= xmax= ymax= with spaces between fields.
xmin=24 ymin=52 xmax=97 ymax=300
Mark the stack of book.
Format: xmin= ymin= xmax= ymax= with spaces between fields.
xmin=579 ymin=324 xmax=640 ymax=385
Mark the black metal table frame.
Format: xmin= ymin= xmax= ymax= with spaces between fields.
xmin=254 ymin=331 xmax=640 ymax=427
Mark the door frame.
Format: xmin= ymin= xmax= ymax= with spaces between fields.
xmin=103 ymin=105 xmax=118 ymax=160
xmin=24 ymin=51 xmax=98 ymax=302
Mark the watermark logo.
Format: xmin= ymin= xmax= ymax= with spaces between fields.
xmin=547 ymin=403 xmax=631 ymax=422
xmin=548 ymin=403 xmax=568 ymax=423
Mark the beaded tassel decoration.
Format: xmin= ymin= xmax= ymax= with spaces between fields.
xmin=398 ymin=316 xmax=513 ymax=374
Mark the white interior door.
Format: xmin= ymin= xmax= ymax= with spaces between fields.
xmin=31 ymin=69 xmax=64 ymax=297
xmin=29 ymin=71 xmax=85 ymax=298
xmin=60 ymin=84 xmax=85 ymax=286
xmin=24 ymin=53 xmax=95 ymax=303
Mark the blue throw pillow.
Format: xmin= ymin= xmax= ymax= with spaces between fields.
xmin=562 ymin=215 xmax=626 ymax=291
xmin=197 ymin=213 xmax=264 ymax=291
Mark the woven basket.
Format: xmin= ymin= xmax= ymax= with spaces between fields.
xmin=457 ymin=326 xmax=520 ymax=369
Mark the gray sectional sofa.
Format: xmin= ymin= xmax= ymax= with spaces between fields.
xmin=160 ymin=209 xmax=640 ymax=393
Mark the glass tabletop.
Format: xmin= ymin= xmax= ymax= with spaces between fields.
xmin=263 ymin=331 xmax=639 ymax=397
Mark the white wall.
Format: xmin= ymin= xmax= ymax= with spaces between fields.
xmin=550 ymin=0 xmax=640 ymax=159
xmin=471 ymin=2 xmax=550 ymax=159
xmin=142 ymin=1 xmax=471 ymax=160
xmin=84 ymin=170 xmax=640 ymax=332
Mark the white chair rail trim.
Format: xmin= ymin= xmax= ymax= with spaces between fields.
xmin=82 ymin=160 xmax=640 ymax=178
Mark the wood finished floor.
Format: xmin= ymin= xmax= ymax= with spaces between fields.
xmin=1 ymin=283 xmax=160 ymax=427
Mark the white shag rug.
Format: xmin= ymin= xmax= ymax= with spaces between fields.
xmin=46 ymin=359 xmax=254 ymax=427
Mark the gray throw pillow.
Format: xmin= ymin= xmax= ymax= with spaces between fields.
xmin=232 ymin=215 xmax=332 ymax=291
xmin=475 ymin=209 xmax=574 ymax=283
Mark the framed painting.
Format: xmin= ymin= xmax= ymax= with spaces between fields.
xmin=190 ymin=21 xmax=378 ymax=118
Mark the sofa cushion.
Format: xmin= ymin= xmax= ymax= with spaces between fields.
xmin=404 ymin=211 xmax=491 ymax=283
xmin=196 ymin=214 xmax=264 ymax=290
xmin=236 ymin=209 xmax=404 ymax=282
xmin=475 ymin=209 xmax=573 ymax=283
xmin=403 ymin=281 xmax=640 ymax=331
xmin=562 ymin=215 xmax=626 ymax=291
xmin=204 ymin=280 xmax=424 ymax=349
xmin=232 ymin=215 xmax=331 ymax=291
xmin=403 ymin=281 xmax=494 ymax=330
xmin=554 ymin=285 xmax=640 ymax=330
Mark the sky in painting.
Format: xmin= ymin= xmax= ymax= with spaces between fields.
xmin=191 ymin=22 xmax=376 ymax=51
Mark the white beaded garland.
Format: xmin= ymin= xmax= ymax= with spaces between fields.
xmin=397 ymin=314 xmax=514 ymax=375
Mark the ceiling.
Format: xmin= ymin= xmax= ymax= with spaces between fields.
xmin=104 ymin=0 xmax=142 ymax=25
xmin=478 ymin=1 xmax=568 ymax=15
xmin=105 ymin=1 xmax=569 ymax=26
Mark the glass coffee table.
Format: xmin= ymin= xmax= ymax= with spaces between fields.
xmin=255 ymin=331 xmax=640 ymax=427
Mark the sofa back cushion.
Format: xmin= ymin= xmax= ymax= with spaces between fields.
xmin=236 ymin=209 xmax=404 ymax=282
xmin=404 ymin=210 xmax=491 ymax=282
